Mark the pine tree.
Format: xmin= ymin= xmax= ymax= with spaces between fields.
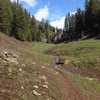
xmin=85 ymin=0 xmax=93 ymax=33
xmin=63 ymin=13 xmax=71 ymax=41
xmin=75 ymin=8 xmax=83 ymax=39
xmin=30 ymin=16 xmax=38 ymax=41
xmin=0 ymin=0 xmax=12 ymax=34
xmin=0 ymin=0 xmax=56 ymax=42
xmin=11 ymin=4 xmax=32 ymax=41
xmin=23 ymin=10 xmax=32 ymax=41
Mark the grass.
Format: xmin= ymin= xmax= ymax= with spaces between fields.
xmin=31 ymin=41 xmax=100 ymax=86
xmin=1 ymin=32 xmax=100 ymax=100
xmin=70 ymin=73 xmax=100 ymax=100
xmin=0 ymin=35 xmax=72 ymax=100
xmin=72 ymin=74 xmax=100 ymax=92
xmin=32 ymin=42 xmax=54 ymax=53
xmin=48 ymin=39 xmax=100 ymax=71
xmin=31 ymin=42 xmax=55 ymax=64
xmin=19 ymin=40 xmax=100 ymax=100
xmin=57 ymin=68 xmax=100 ymax=100
xmin=45 ymin=40 xmax=100 ymax=99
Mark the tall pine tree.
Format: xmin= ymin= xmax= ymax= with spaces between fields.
xmin=0 ymin=0 xmax=12 ymax=34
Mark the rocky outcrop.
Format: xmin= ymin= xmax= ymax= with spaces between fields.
xmin=0 ymin=50 xmax=19 ymax=65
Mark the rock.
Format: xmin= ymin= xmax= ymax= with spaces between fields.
xmin=32 ymin=90 xmax=41 ymax=96
xmin=86 ymin=77 xmax=94 ymax=81
xmin=12 ymin=53 xmax=19 ymax=58
xmin=54 ymin=65 xmax=58 ymax=68
xmin=19 ymin=68 xmax=22 ymax=72
xmin=41 ymin=66 xmax=46 ymax=69
xmin=42 ymin=85 xmax=48 ymax=89
xmin=33 ymin=85 xmax=39 ymax=89
xmin=21 ymin=86 xmax=24 ymax=90
xmin=55 ymin=72 xmax=59 ymax=75
xmin=39 ymin=75 xmax=47 ymax=81
xmin=32 ymin=62 xmax=36 ymax=65
xmin=6 ymin=57 xmax=19 ymax=65
xmin=0 ymin=50 xmax=19 ymax=65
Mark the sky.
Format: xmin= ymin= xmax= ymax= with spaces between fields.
xmin=11 ymin=0 xmax=85 ymax=29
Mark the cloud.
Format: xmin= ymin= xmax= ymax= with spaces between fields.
xmin=11 ymin=0 xmax=37 ymax=6
xmin=50 ymin=16 xmax=65 ymax=29
xmin=10 ymin=0 xmax=15 ymax=2
xmin=34 ymin=5 xmax=49 ymax=21
xmin=70 ymin=11 xmax=77 ymax=15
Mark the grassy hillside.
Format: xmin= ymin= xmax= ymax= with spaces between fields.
xmin=0 ymin=33 xmax=87 ymax=100
xmin=48 ymin=40 xmax=100 ymax=76
xmin=45 ymin=39 xmax=100 ymax=100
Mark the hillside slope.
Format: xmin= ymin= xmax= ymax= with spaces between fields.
xmin=0 ymin=33 xmax=87 ymax=100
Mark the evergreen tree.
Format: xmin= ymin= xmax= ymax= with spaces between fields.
xmin=45 ymin=20 xmax=50 ymax=43
xmin=0 ymin=0 xmax=56 ymax=42
xmin=85 ymin=0 xmax=93 ymax=33
xmin=75 ymin=8 xmax=84 ymax=39
xmin=30 ymin=16 xmax=38 ymax=41
xmin=11 ymin=4 xmax=32 ymax=41
xmin=63 ymin=13 xmax=71 ymax=41
xmin=63 ymin=13 xmax=76 ymax=41
xmin=0 ymin=0 xmax=12 ymax=34
xmin=85 ymin=0 xmax=100 ymax=36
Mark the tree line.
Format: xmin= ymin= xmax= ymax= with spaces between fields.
xmin=0 ymin=0 xmax=100 ymax=43
xmin=0 ymin=0 xmax=55 ymax=42
xmin=63 ymin=0 xmax=100 ymax=42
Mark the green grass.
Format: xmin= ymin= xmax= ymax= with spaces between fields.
xmin=18 ymin=42 xmax=69 ymax=100
xmin=49 ymin=39 xmax=100 ymax=56
xmin=32 ymin=42 xmax=54 ymax=53
xmin=0 ymin=40 xmax=69 ymax=100
xmin=30 ymin=42 xmax=55 ymax=64
xmin=48 ymin=39 xmax=100 ymax=71
xmin=23 ymin=41 xmax=100 ymax=100
xmin=1 ymin=33 xmax=100 ymax=100
xmin=57 ymin=68 xmax=100 ymax=100
xmin=45 ymin=40 xmax=100 ymax=99
xmin=32 ymin=42 xmax=54 ymax=62
xmin=17 ymin=42 xmax=54 ymax=65
xmin=70 ymin=73 xmax=100 ymax=100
